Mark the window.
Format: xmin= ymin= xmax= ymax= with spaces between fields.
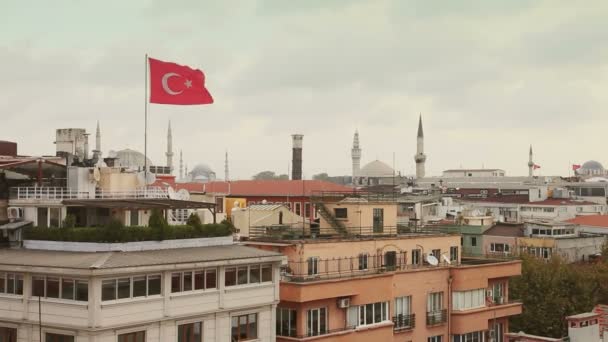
xmin=307 ymin=308 xmax=327 ymax=336
xmin=348 ymin=301 xmax=388 ymax=327
xmin=0 ymin=327 xmax=16 ymax=342
xmin=491 ymin=322 xmax=504 ymax=342
xmin=428 ymin=292 xmax=443 ymax=312
xmin=450 ymin=246 xmax=458 ymax=262
xmin=490 ymin=243 xmax=510 ymax=254
xmin=452 ymin=331 xmax=484 ymax=342
xmin=178 ymin=322 xmax=202 ymax=342
xmin=45 ymin=333 xmax=74 ymax=342
xmin=295 ymin=202 xmax=302 ymax=216
xmin=358 ymin=254 xmax=368 ymax=270
xmin=334 ymin=208 xmax=347 ymax=219
xmin=0 ymin=273 xmax=23 ymax=295
xmin=452 ymin=289 xmax=485 ymax=311
xmin=172 ymin=269 xmax=217 ymax=293
xmin=101 ymin=274 xmax=161 ymax=301
xmin=215 ymin=197 xmax=224 ymax=213
xmin=384 ymin=251 xmax=397 ymax=271
xmin=304 ymin=203 xmax=311 ymax=218
xmin=277 ymin=307 xmax=296 ymax=337
xmin=428 ymin=336 xmax=443 ymax=342
xmin=225 ymin=264 xmax=272 ymax=287
xmin=373 ymin=208 xmax=384 ymax=233
xmin=412 ymin=249 xmax=421 ymax=265
xmin=118 ymin=331 xmax=145 ymax=342
xmin=431 ymin=249 xmax=441 ymax=259
xmin=491 ymin=282 xmax=505 ymax=303
xmin=394 ymin=296 xmax=413 ymax=329
xmin=307 ymin=257 xmax=319 ymax=276
xmin=130 ymin=210 xmax=139 ymax=226
xmin=470 ymin=237 xmax=477 ymax=247
xmin=231 ymin=313 xmax=257 ymax=341
xmin=32 ymin=275 xmax=88 ymax=302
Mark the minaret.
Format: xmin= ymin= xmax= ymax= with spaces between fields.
xmin=528 ymin=145 xmax=534 ymax=177
xmin=166 ymin=121 xmax=174 ymax=174
xmin=179 ymin=150 xmax=183 ymax=180
xmin=414 ymin=114 xmax=427 ymax=178
xmin=224 ymin=150 xmax=230 ymax=181
xmin=351 ymin=130 xmax=361 ymax=184
xmin=291 ymin=134 xmax=303 ymax=180
xmin=92 ymin=121 xmax=101 ymax=161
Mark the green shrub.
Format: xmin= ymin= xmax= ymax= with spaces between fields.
xmin=62 ymin=214 xmax=76 ymax=228
xmin=186 ymin=213 xmax=203 ymax=229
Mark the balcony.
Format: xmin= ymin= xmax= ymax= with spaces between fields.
xmin=277 ymin=326 xmax=356 ymax=341
xmin=451 ymin=300 xmax=522 ymax=334
xmin=426 ymin=309 xmax=447 ymax=326
xmin=10 ymin=186 xmax=169 ymax=201
xmin=392 ymin=314 xmax=415 ymax=331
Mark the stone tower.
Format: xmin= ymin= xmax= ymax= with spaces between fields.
xmin=291 ymin=134 xmax=303 ymax=180
xmin=351 ymin=130 xmax=361 ymax=184
xmin=224 ymin=150 xmax=230 ymax=181
xmin=166 ymin=121 xmax=174 ymax=174
xmin=92 ymin=121 xmax=101 ymax=161
xmin=414 ymin=114 xmax=427 ymax=178
xmin=528 ymin=145 xmax=534 ymax=177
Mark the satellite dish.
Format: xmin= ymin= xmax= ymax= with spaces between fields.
xmin=177 ymin=189 xmax=190 ymax=200
xmin=167 ymin=187 xmax=177 ymax=200
xmin=145 ymin=172 xmax=157 ymax=185
xmin=426 ymin=255 xmax=439 ymax=266
xmin=442 ymin=254 xmax=451 ymax=265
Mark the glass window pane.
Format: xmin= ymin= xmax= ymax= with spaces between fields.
xmin=7 ymin=274 xmax=15 ymax=294
xmin=0 ymin=273 xmax=5 ymax=293
xmin=319 ymin=309 xmax=326 ymax=334
xmin=225 ymin=268 xmax=236 ymax=287
xmin=117 ymin=278 xmax=130 ymax=299
xmin=32 ymin=276 xmax=45 ymax=297
xmin=239 ymin=315 xmax=248 ymax=338
xmin=133 ymin=276 xmax=146 ymax=298
xmin=365 ymin=304 xmax=373 ymax=324
xmin=46 ymin=277 xmax=59 ymax=298
xmin=261 ymin=265 xmax=272 ymax=282
xmin=183 ymin=272 xmax=193 ymax=292
xmin=148 ymin=275 xmax=161 ymax=295
xmin=15 ymin=275 xmax=23 ymax=295
xmin=237 ymin=267 xmax=248 ymax=285
xmin=102 ymin=280 xmax=116 ymax=301
xmin=231 ymin=316 xmax=238 ymax=339
xmin=171 ymin=273 xmax=182 ymax=293
xmin=248 ymin=313 xmax=257 ymax=338
xmin=206 ymin=269 xmax=217 ymax=289
xmin=194 ymin=271 xmax=204 ymax=290
xmin=61 ymin=278 xmax=75 ymax=300
xmin=76 ymin=280 xmax=88 ymax=301
xmin=249 ymin=265 xmax=260 ymax=283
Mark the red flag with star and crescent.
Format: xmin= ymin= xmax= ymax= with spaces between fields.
xmin=148 ymin=57 xmax=213 ymax=105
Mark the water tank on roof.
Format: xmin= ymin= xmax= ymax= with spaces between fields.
xmin=0 ymin=141 xmax=17 ymax=156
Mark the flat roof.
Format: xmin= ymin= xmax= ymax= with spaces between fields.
xmin=567 ymin=312 xmax=599 ymax=320
xmin=0 ymin=245 xmax=281 ymax=270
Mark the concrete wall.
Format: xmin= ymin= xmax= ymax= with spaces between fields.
xmin=98 ymin=168 xmax=140 ymax=191
xmin=231 ymin=206 xmax=307 ymax=237
xmin=320 ymin=202 xmax=397 ymax=231
xmin=555 ymin=236 xmax=606 ymax=262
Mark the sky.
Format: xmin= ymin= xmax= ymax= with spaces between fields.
xmin=1 ymin=0 xmax=608 ymax=179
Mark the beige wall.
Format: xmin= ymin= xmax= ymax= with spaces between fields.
xmin=231 ymin=206 xmax=307 ymax=237
xmin=321 ymin=202 xmax=397 ymax=231
xmin=98 ymin=168 xmax=140 ymax=191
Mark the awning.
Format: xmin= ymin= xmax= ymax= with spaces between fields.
xmin=0 ymin=220 xmax=33 ymax=230
xmin=62 ymin=198 xmax=215 ymax=210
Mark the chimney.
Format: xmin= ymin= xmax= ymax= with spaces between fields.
xmin=291 ymin=134 xmax=303 ymax=180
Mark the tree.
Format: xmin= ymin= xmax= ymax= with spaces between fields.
xmin=313 ymin=173 xmax=330 ymax=181
xmin=148 ymin=209 xmax=169 ymax=240
xmin=252 ymin=171 xmax=288 ymax=180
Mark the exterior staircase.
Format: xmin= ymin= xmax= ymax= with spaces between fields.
xmin=314 ymin=201 xmax=349 ymax=236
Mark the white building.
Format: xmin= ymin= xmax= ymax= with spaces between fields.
xmin=442 ymin=169 xmax=506 ymax=178
xmin=0 ymin=239 xmax=284 ymax=342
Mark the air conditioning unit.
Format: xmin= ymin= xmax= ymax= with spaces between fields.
xmin=7 ymin=207 xmax=23 ymax=221
xmin=337 ymin=298 xmax=350 ymax=308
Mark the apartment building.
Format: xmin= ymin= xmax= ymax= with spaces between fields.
xmin=247 ymin=198 xmax=523 ymax=342
xmin=0 ymin=238 xmax=284 ymax=342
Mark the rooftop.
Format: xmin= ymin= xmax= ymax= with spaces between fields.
xmin=0 ymin=245 xmax=281 ymax=270
xmin=459 ymin=195 xmax=598 ymax=206
xmin=566 ymin=215 xmax=608 ymax=228
xmin=158 ymin=179 xmax=353 ymax=196
xmin=483 ymin=223 xmax=525 ymax=237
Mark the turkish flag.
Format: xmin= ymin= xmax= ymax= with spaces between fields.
xmin=572 ymin=164 xmax=581 ymax=171
xmin=533 ymin=164 xmax=541 ymax=170
xmin=148 ymin=57 xmax=213 ymax=105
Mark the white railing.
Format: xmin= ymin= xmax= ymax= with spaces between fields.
xmin=10 ymin=187 xmax=169 ymax=200
xmin=10 ymin=187 xmax=89 ymax=200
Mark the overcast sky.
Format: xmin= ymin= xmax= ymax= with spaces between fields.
xmin=1 ymin=0 xmax=607 ymax=179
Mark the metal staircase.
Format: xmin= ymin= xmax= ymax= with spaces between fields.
xmin=315 ymin=201 xmax=349 ymax=236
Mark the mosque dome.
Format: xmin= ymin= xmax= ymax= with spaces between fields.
xmin=359 ymin=160 xmax=394 ymax=178
xmin=581 ymin=160 xmax=604 ymax=171
xmin=189 ymin=163 xmax=216 ymax=182
xmin=110 ymin=149 xmax=154 ymax=170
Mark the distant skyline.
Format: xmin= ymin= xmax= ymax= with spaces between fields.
xmin=1 ymin=1 xmax=607 ymax=179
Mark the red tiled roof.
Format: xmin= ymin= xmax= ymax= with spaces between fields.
xmin=483 ymin=223 xmax=525 ymax=237
xmin=566 ymin=215 xmax=608 ymax=228
xmin=156 ymin=180 xmax=353 ymax=197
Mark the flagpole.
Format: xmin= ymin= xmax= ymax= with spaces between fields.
xmin=144 ymin=53 xmax=148 ymax=180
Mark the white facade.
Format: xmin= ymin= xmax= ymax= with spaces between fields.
xmin=0 ymin=244 xmax=283 ymax=342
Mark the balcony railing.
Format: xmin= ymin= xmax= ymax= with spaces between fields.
xmin=278 ymin=326 xmax=355 ymax=339
xmin=10 ymin=187 xmax=169 ymax=200
xmin=426 ymin=309 xmax=447 ymax=326
xmin=393 ymin=314 xmax=415 ymax=331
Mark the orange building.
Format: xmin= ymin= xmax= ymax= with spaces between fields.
xmin=248 ymin=233 xmax=521 ymax=342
